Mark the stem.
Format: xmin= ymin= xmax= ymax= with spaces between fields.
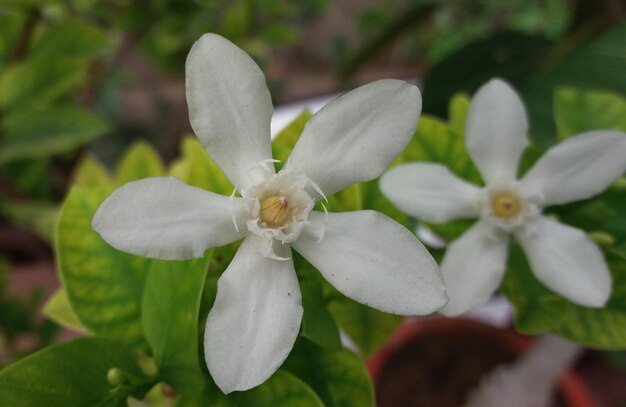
xmin=464 ymin=335 xmax=582 ymax=407
xmin=12 ymin=11 xmax=40 ymax=63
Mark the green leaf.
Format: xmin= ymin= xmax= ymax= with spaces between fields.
xmin=524 ymin=22 xmax=626 ymax=142
xmin=553 ymin=86 xmax=626 ymax=140
xmin=283 ymin=338 xmax=375 ymax=407
xmin=142 ymin=254 xmax=212 ymax=399
xmin=72 ymin=154 xmax=114 ymax=189
xmin=400 ymin=115 xmax=481 ymax=184
xmin=448 ymin=92 xmax=471 ymax=135
xmin=0 ymin=0 xmax=48 ymax=10
xmin=271 ymin=110 xmax=312 ymax=167
xmin=328 ymin=296 xmax=402 ymax=357
xmin=0 ymin=59 xmax=86 ymax=110
xmin=0 ymin=13 xmax=26 ymax=71
xmin=422 ymin=31 xmax=553 ymax=116
xmin=503 ymin=245 xmax=626 ymax=349
xmin=222 ymin=370 xmax=324 ymax=407
xmin=0 ymin=106 xmax=109 ymax=164
xmin=29 ymin=20 xmax=111 ymax=59
xmin=297 ymin=269 xmax=342 ymax=350
xmin=56 ymin=187 xmax=149 ymax=349
xmin=115 ymin=141 xmax=165 ymax=184
xmin=169 ymin=137 xmax=232 ymax=195
xmin=43 ymin=289 xmax=90 ymax=334
xmin=0 ymin=337 xmax=148 ymax=406
xmin=0 ymin=200 xmax=57 ymax=242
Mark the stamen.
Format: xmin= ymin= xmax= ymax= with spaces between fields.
xmin=228 ymin=186 xmax=240 ymax=232
xmin=309 ymin=178 xmax=328 ymax=202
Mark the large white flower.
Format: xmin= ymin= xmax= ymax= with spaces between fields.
xmin=92 ymin=34 xmax=447 ymax=393
xmin=380 ymin=78 xmax=626 ymax=316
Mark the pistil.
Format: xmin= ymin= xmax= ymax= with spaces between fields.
xmin=259 ymin=195 xmax=289 ymax=227
xmin=490 ymin=191 xmax=522 ymax=219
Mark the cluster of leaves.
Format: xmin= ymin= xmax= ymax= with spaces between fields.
xmin=0 ymin=258 xmax=59 ymax=369
xmin=0 ymin=0 xmax=329 ymax=240
xmin=422 ymin=20 xmax=626 ymax=145
xmin=0 ymin=3 xmax=111 ymax=168
xmin=337 ymin=0 xmax=572 ymax=79
xmin=0 ymin=2 xmax=113 ymax=243
xmin=69 ymin=0 xmax=327 ymax=72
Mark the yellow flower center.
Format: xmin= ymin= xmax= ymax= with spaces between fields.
xmin=259 ymin=195 xmax=289 ymax=227
xmin=490 ymin=191 xmax=522 ymax=219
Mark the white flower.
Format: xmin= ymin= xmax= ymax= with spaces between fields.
xmin=380 ymin=78 xmax=626 ymax=316
xmin=92 ymin=34 xmax=447 ymax=393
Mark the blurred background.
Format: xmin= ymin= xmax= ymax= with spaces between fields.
xmin=1 ymin=0 xmax=626 ymax=405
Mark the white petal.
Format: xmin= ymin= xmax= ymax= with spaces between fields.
xmin=285 ymin=80 xmax=421 ymax=197
xmin=465 ymin=79 xmax=529 ymax=185
xmin=516 ymin=216 xmax=611 ymax=307
xmin=92 ymin=177 xmax=247 ymax=260
xmin=204 ymin=237 xmax=302 ymax=393
xmin=440 ymin=221 xmax=509 ymax=316
xmin=292 ymin=210 xmax=447 ymax=315
xmin=380 ymin=162 xmax=481 ymax=223
xmin=520 ymin=131 xmax=626 ymax=206
xmin=186 ymin=33 xmax=274 ymax=189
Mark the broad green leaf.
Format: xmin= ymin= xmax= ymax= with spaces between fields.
xmin=0 ymin=13 xmax=25 ymax=70
xmin=0 ymin=0 xmax=48 ymax=9
xmin=557 ymin=182 xmax=626 ymax=247
xmin=169 ymin=137 xmax=232 ymax=195
xmin=553 ymin=87 xmax=626 ymax=140
xmin=72 ymin=154 xmax=114 ymax=189
xmin=422 ymin=31 xmax=553 ymax=116
xmin=116 ymin=141 xmax=165 ymax=184
xmin=0 ymin=106 xmax=109 ymax=164
xmin=142 ymin=254 xmax=212 ymax=399
xmin=56 ymin=187 xmax=149 ymax=349
xmin=29 ymin=20 xmax=111 ymax=59
xmin=283 ymin=338 xmax=375 ymax=407
xmin=296 ymin=256 xmax=342 ymax=350
xmin=0 ymin=59 xmax=86 ymax=110
xmin=0 ymin=157 xmax=52 ymax=199
xmin=271 ymin=110 xmax=312 ymax=167
xmin=501 ymin=244 xmax=569 ymax=333
xmin=524 ymin=22 xmax=626 ymax=143
xmin=400 ymin=115 xmax=481 ymax=185
xmin=0 ymin=200 xmax=57 ymax=242
xmin=448 ymin=93 xmax=471 ymax=135
xmin=222 ymin=370 xmax=324 ymax=407
xmin=300 ymin=279 xmax=342 ymax=350
xmin=328 ymin=296 xmax=402 ymax=357
xmin=503 ymin=245 xmax=626 ymax=349
xmin=0 ymin=337 xmax=148 ymax=406
xmin=43 ymin=289 xmax=90 ymax=334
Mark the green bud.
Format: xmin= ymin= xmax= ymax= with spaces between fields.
xmin=107 ymin=368 xmax=126 ymax=387
xmin=589 ymin=231 xmax=615 ymax=247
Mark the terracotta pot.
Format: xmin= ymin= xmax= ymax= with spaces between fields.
xmin=368 ymin=317 xmax=597 ymax=407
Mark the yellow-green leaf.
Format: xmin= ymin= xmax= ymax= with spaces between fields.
xmin=43 ymin=289 xmax=90 ymax=334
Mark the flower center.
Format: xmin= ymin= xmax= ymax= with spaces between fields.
xmin=259 ymin=195 xmax=289 ymax=227
xmin=490 ymin=191 xmax=522 ymax=219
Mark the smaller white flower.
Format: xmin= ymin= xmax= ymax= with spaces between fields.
xmin=380 ymin=78 xmax=626 ymax=316
xmin=92 ymin=34 xmax=447 ymax=393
